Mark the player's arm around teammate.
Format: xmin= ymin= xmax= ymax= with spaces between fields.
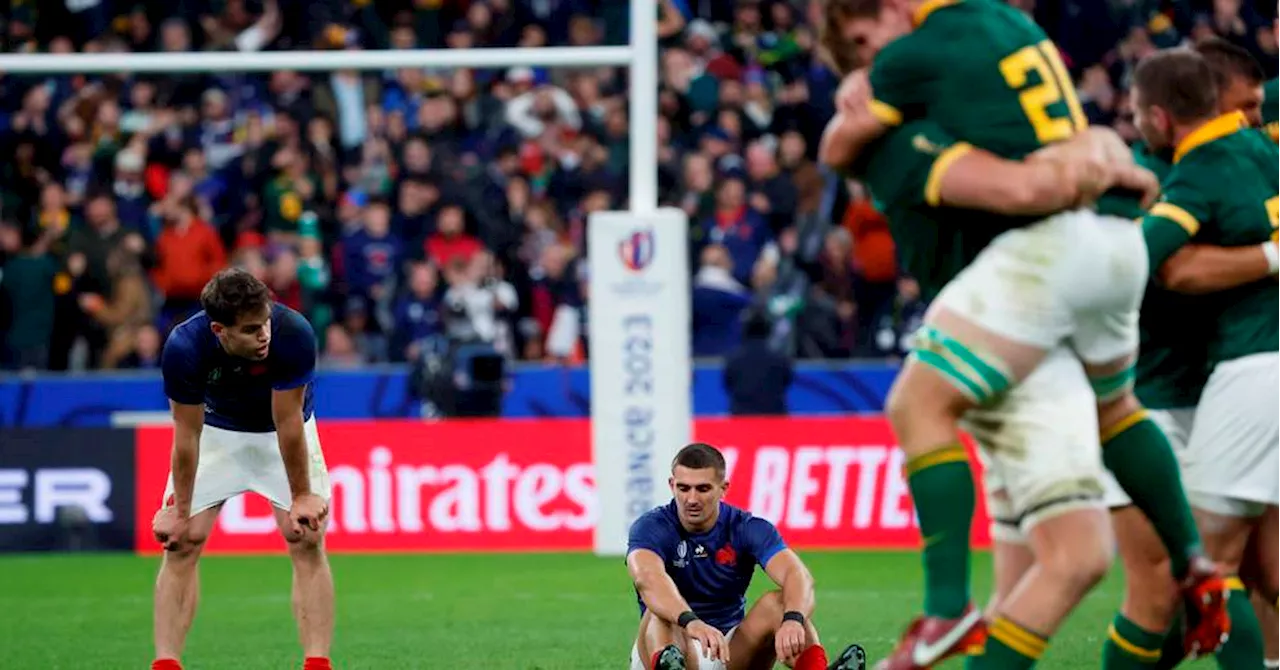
xmin=821 ymin=88 xmax=1159 ymax=218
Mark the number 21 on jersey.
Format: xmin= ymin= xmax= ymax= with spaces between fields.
xmin=999 ymin=39 xmax=1088 ymax=144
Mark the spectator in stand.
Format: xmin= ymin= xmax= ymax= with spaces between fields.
xmin=80 ymin=247 xmax=152 ymax=369
xmin=867 ymin=277 xmax=927 ymax=360
xmin=118 ymin=323 xmax=162 ymax=370
xmin=341 ymin=198 xmax=403 ymax=306
xmin=692 ymin=244 xmax=752 ymax=358
xmin=703 ymin=175 xmax=772 ymax=287
xmin=525 ymin=242 xmax=583 ymax=361
xmin=0 ymin=224 xmax=57 ymax=370
xmin=392 ymin=261 xmax=444 ymax=363
xmin=425 ymin=202 xmax=483 ymax=270
xmin=723 ymin=310 xmax=792 ymax=416
xmin=152 ymin=197 xmax=225 ymax=324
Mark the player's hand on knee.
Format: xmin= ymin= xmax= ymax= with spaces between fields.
xmin=774 ymin=619 xmax=806 ymax=665
xmin=686 ymin=620 xmax=729 ymax=663
xmin=152 ymin=506 xmax=188 ymax=552
xmin=288 ymin=493 xmax=328 ymax=535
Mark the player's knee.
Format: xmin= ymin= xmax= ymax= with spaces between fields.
xmin=165 ymin=533 xmax=208 ymax=561
xmin=1122 ymin=559 xmax=1179 ymax=627
xmin=284 ymin=529 xmax=324 ymax=555
xmin=754 ymin=589 xmax=785 ymax=622
xmin=1038 ymin=519 xmax=1113 ymax=595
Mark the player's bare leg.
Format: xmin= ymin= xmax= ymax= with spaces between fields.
xmin=1100 ymin=506 xmax=1178 ymax=668
xmin=723 ymin=590 xmax=863 ymax=670
xmin=1243 ymin=507 xmax=1279 ymax=666
xmin=970 ymin=507 xmax=1114 ymax=668
xmin=878 ymin=307 xmax=1045 ymax=670
xmin=1193 ymin=507 xmax=1267 ymax=665
xmin=154 ymin=504 xmax=223 ymax=666
xmin=987 ymin=533 xmax=1034 ymax=619
xmin=273 ymin=507 xmax=334 ymax=667
xmin=635 ymin=610 xmax=687 ymax=670
xmin=1086 ymin=355 xmax=1229 ymax=657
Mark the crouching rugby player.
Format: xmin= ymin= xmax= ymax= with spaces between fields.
xmin=626 ymin=442 xmax=866 ymax=670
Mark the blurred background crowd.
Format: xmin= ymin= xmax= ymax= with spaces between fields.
xmin=0 ymin=0 xmax=1276 ymax=379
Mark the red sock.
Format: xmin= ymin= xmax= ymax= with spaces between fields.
xmin=794 ymin=644 xmax=829 ymax=670
xmin=151 ymin=660 xmax=182 ymax=670
xmin=303 ymin=658 xmax=331 ymax=670
xmin=650 ymin=650 xmax=662 ymax=670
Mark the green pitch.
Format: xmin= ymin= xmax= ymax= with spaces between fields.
xmin=0 ymin=551 xmax=1217 ymax=669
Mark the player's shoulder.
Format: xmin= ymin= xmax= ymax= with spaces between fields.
xmin=719 ymin=502 xmax=778 ymax=535
xmin=164 ymin=311 xmax=212 ymax=355
xmin=272 ymin=302 xmax=316 ymax=338
xmin=630 ymin=500 xmax=679 ymax=534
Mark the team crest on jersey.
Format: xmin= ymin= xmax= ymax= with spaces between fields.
xmin=911 ymin=133 xmax=943 ymax=156
xmin=715 ymin=544 xmax=737 ymax=567
xmin=207 ymin=368 xmax=222 ymax=384
xmin=673 ymin=541 xmax=689 ymax=568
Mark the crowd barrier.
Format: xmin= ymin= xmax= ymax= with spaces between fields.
xmin=0 ymin=417 xmax=993 ymax=554
xmin=0 ymin=362 xmax=899 ymax=427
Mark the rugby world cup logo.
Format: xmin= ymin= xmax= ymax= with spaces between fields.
xmin=618 ymin=228 xmax=656 ymax=273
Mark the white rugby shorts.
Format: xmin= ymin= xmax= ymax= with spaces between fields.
xmin=968 ymin=346 xmax=1105 ymax=543
xmin=1183 ymin=352 xmax=1279 ymax=517
xmin=932 ymin=209 xmax=1147 ymax=366
xmin=161 ymin=416 xmax=331 ymax=514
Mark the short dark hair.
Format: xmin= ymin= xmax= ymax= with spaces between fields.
xmin=672 ymin=443 xmax=727 ymax=479
xmin=1132 ymin=49 xmax=1219 ymax=123
xmin=200 ymin=267 xmax=271 ymax=326
xmin=1195 ymin=37 xmax=1265 ymax=92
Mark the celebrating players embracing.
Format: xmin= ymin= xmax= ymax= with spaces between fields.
xmin=626 ymin=443 xmax=866 ymax=670
xmin=151 ymin=268 xmax=334 ymax=670
xmin=817 ymin=0 xmax=1231 ymax=667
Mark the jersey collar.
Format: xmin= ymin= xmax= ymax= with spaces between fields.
xmin=913 ymin=0 xmax=959 ymax=27
xmin=1174 ymin=111 xmax=1247 ymax=163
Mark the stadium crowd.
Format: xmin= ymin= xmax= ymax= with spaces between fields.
xmin=0 ymin=0 xmax=1276 ymax=373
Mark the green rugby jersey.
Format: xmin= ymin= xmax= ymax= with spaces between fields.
xmin=1125 ymin=139 xmax=1207 ymax=408
xmin=853 ymin=122 xmax=1004 ymax=301
xmin=1143 ymin=111 xmax=1280 ymax=367
xmin=866 ymin=0 xmax=1143 ymax=221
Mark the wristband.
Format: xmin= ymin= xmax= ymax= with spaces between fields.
xmin=678 ymin=611 xmax=699 ymax=628
xmin=1263 ymin=241 xmax=1279 ymax=275
xmin=782 ymin=611 xmax=806 ymax=626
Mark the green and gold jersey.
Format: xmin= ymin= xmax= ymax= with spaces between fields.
xmin=868 ymin=0 xmax=1087 ymax=161
xmin=853 ymin=121 xmax=1005 ymax=301
xmin=865 ymin=0 xmax=1147 ymax=222
xmin=1143 ymin=111 xmax=1280 ymax=366
xmin=1130 ymin=140 xmax=1208 ymax=409
xmin=1262 ymin=78 xmax=1278 ymax=142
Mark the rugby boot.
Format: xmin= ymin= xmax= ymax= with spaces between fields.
xmin=1180 ymin=555 xmax=1231 ymax=658
xmin=874 ymin=605 xmax=986 ymax=670
xmin=654 ymin=644 xmax=686 ymax=670
xmin=829 ymin=643 xmax=868 ymax=670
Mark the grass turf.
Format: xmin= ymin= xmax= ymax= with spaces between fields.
xmin=0 ymin=550 xmax=1216 ymax=669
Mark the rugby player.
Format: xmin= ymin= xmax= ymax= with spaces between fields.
xmin=626 ymin=443 xmax=866 ymax=670
xmin=1097 ymin=40 xmax=1280 ymax=670
xmin=150 ymin=268 xmax=333 ymax=670
xmin=1124 ymin=48 xmax=1279 ymax=669
xmin=816 ymin=1 xmax=1227 ymax=666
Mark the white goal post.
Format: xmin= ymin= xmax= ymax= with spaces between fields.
xmin=0 ymin=0 xmax=691 ymax=557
